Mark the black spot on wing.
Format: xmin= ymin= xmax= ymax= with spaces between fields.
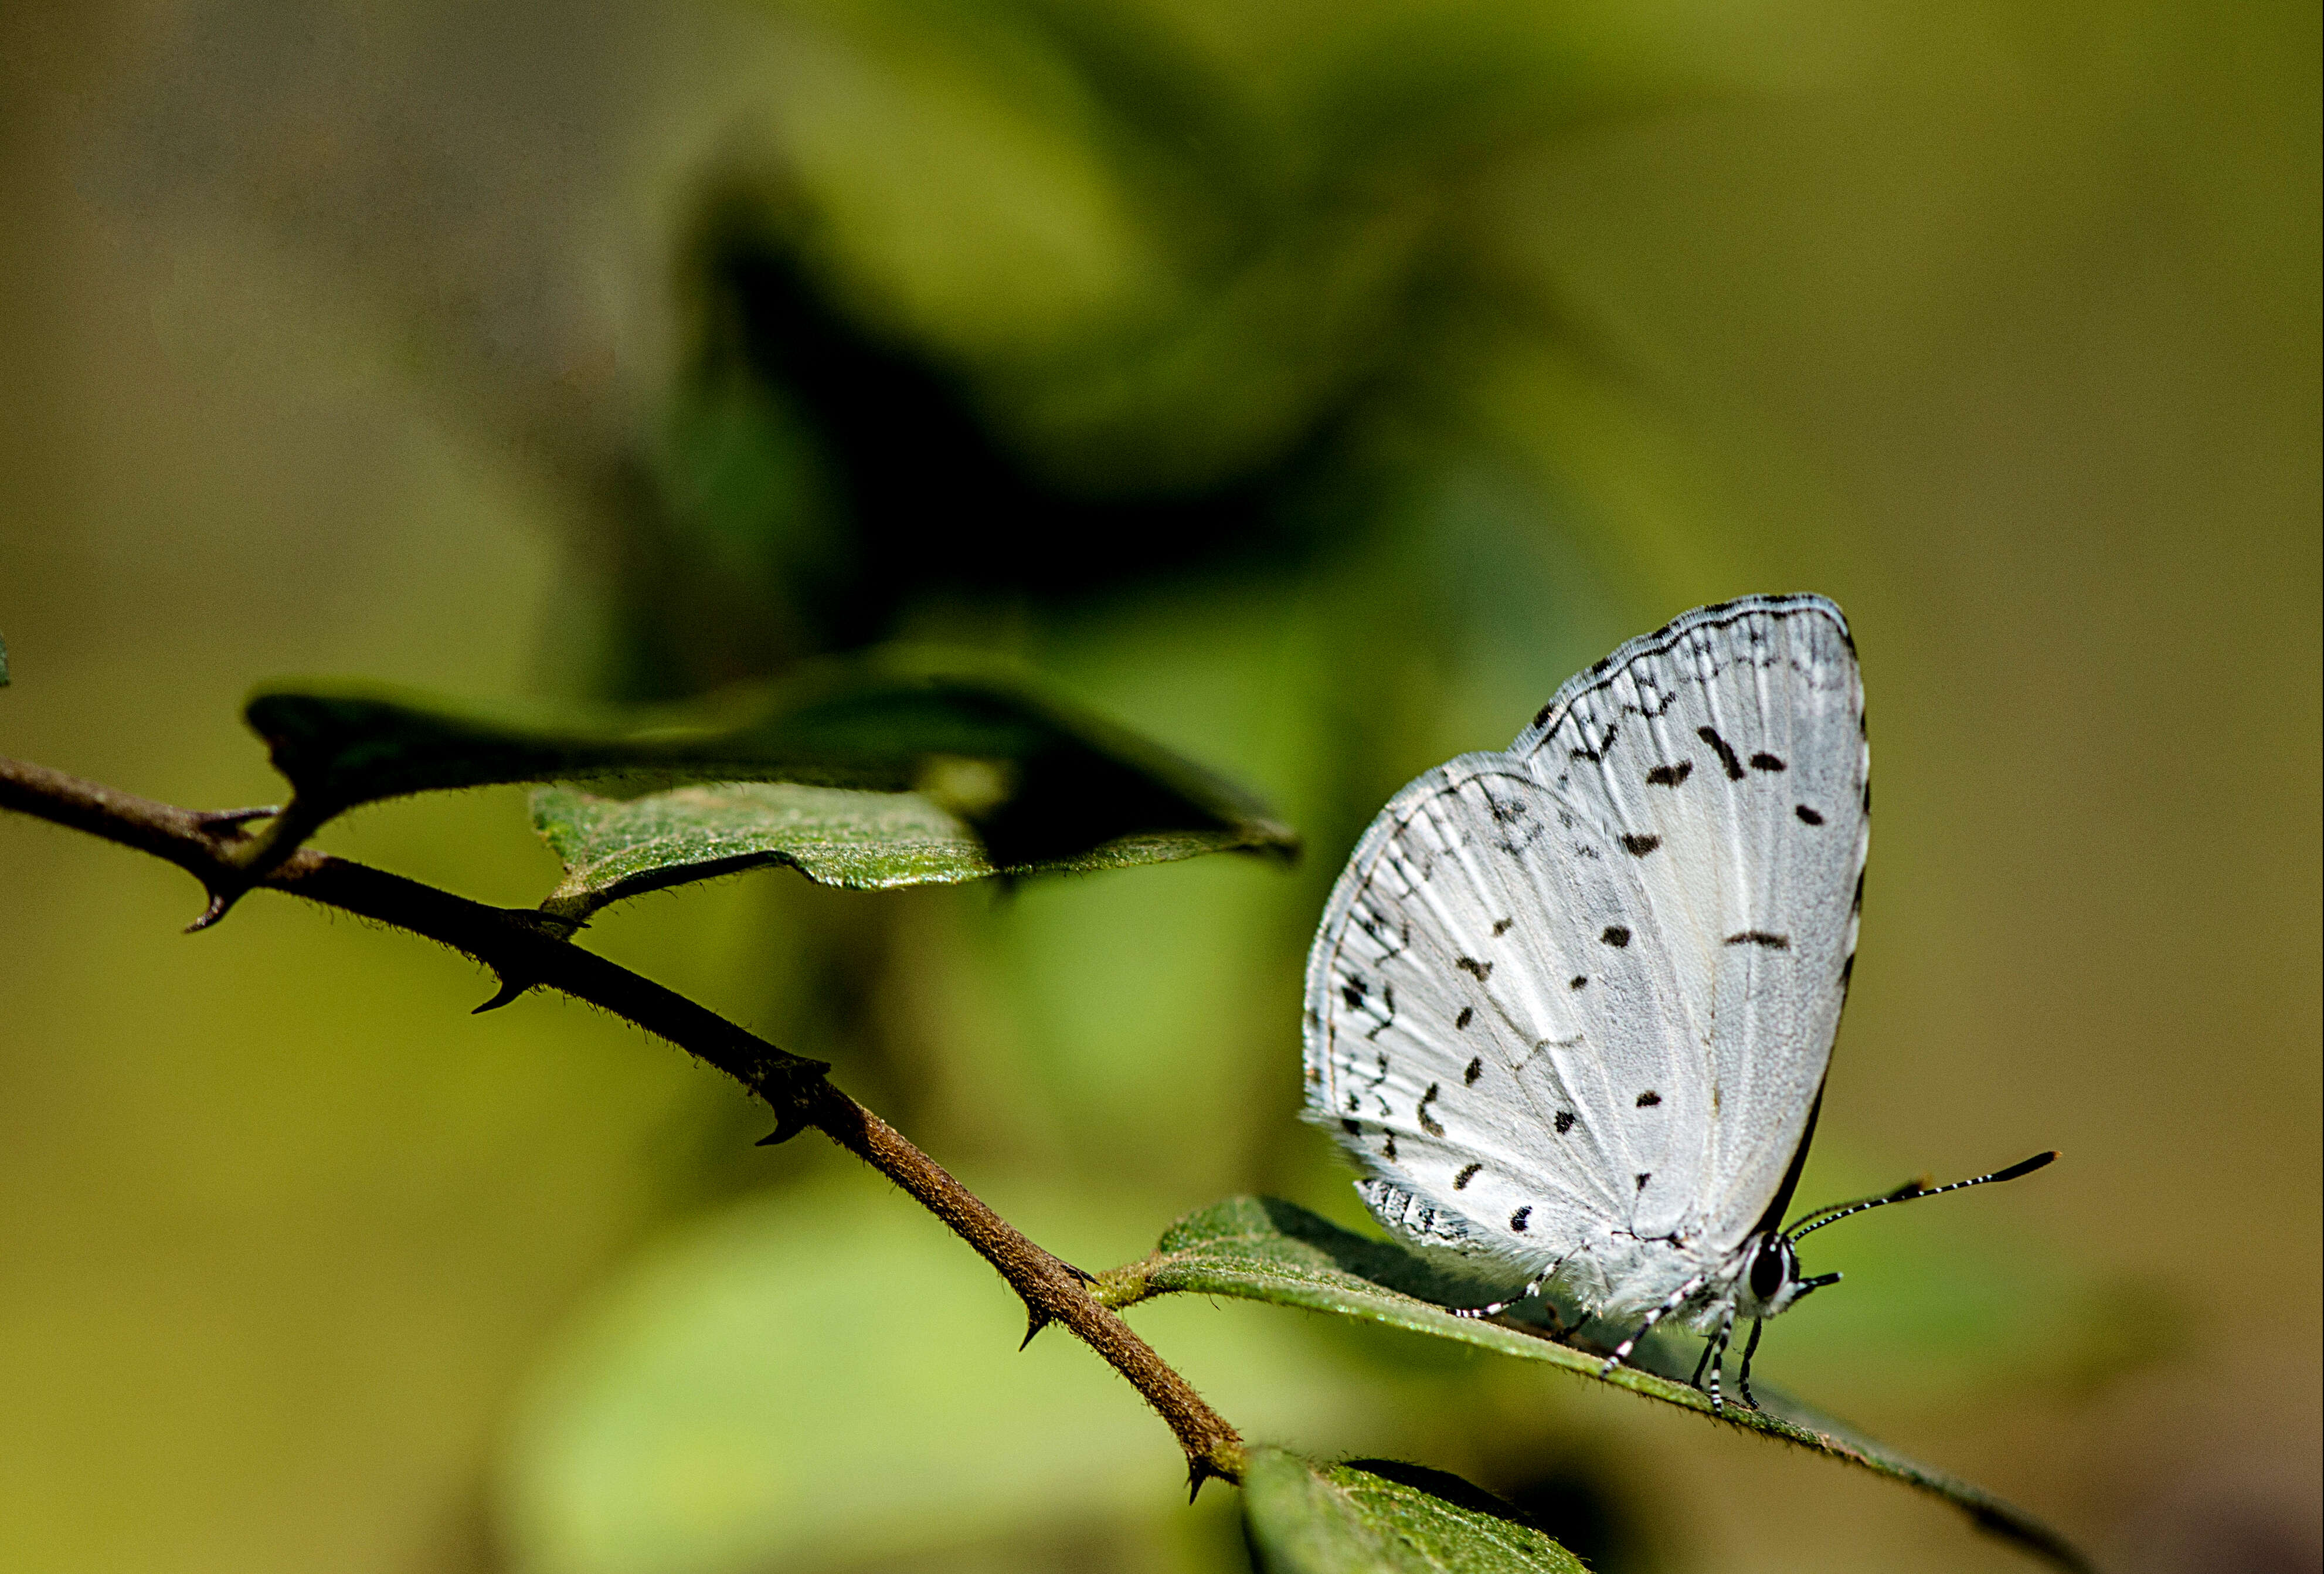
xmin=1749 ymin=752 xmax=1786 ymax=772
xmin=1619 ymin=833 xmax=1662 ymax=857
xmin=1646 ymin=761 xmax=1693 ymax=787
xmin=1341 ymin=977 xmax=1366 ymax=1010
xmin=1491 ymin=917 xmax=1513 ymax=937
xmin=1568 ymin=722 xmax=1618 ymax=763
xmin=1554 ymin=1110 xmax=1575 ymax=1135
xmin=1634 ymin=1173 xmax=1651 ymax=1191
xmin=1852 ymin=870 xmax=1866 ymax=915
xmin=1418 ymin=1083 xmax=1446 ymax=1138
xmin=1840 ymin=953 xmax=1856 ymax=992
xmin=1455 ymin=1006 xmax=1474 ymax=1030
xmin=1457 ymin=956 xmax=1493 ymax=981
xmin=1464 ymin=1056 xmax=1483 ymax=1085
xmin=1724 ymin=931 xmax=1792 ymax=949
xmin=1341 ymin=1118 xmax=1361 ymax=1134
xmin=1510 ymin=1206 xmax=1532 ymax=1233
xmin=1383 ymin=1134 xmax=1398 ymax=1161
xmin=1795 ymin=805 xmax=1824 ymax=825
xmin=1601 ymin=926 xmax=1631 ymax=948
xmin=1697 ymin=725 xmax=1747 ymax=780
xmin=1636 ymin=1091 xmax=1661 ymax=1107
xmin=1455 ymin=1162 xmax=1482 ymax=1190
xmin=1569 ymin=975 xmax=1587 ymax=990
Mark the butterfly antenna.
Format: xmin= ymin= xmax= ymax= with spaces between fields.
xmin=1779 ymin=1175 xmax=1935 ymax=1236
xmin=1783 ymin=1151 xmax=2058 ymax=1243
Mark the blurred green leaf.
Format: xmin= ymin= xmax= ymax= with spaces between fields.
xmin=532 ymin=778 xmax=1275 ymax=921
xmin=501 ymin=1177 xmax=1368 ymax=1574
xmin=1103 ymin=1198 xmax=2093 ymax=1574
xmin=1241 ymin=1447 xmax=1582 ymax=1574
xmin=240 ymin=651 xmax=1298 ymax=881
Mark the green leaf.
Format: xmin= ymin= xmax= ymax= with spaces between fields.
xmin=531 ymin=777 xmax=1277 ymax=921
xmin=1102 ymin=1198 xmax=2094 ymax=1574
xmin=236 ymin=652 xmax=1297 ymax=887
xmin=1242 ymin=1447 xmax=1584 ymax=1574
xmin=501 ymin=1175 xmax=1374 ymax=1574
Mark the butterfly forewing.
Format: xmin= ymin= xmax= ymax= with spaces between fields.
xmin=1517 ymin=598 xmax=1866 ymax=1240
xmin=1305 ymin=595 xmax=1867 ymax=1291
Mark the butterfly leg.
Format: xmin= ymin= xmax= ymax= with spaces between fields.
xmin=1703 ymin=1306 xmax=1736 ymax=1414
xmin=1599 ymin=1272 xmax=1708 ymax=1377
xmin=1450 ymin=1269 xmax=1550 ymax=1322
xmin=1735 ymin=1317 xmax=1766 ymax=1411
xmin=1450 ymin=1252 xmax=1570 ymax=1323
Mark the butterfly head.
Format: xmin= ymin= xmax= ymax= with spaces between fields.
xmin=1737 ymin=1233 xmax=1840 ymax=1319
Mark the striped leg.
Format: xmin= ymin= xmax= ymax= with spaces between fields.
xmin=1735 ymin=1317 xmax=1766 ymax=1411
xmin=1599 ymin=1273 xmax=1708 ymax=1376
xmin=1450 ymin=1276 xmax=1542 ymax=1321
xmin=1703 ymin=1305 xmax=1737 ymax=1414
xmin=1452 ymin=1254 xmax=1571 ymax=1325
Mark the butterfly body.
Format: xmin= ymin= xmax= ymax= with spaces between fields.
xmin=1303 ymin=595 xmax=1869 ymax=1397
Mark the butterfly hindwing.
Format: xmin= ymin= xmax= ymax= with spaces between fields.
xmin=1305 ymin=758 xmax=1662 ymax=1278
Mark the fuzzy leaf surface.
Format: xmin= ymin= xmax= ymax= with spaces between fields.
xmin=1103 ymin=1198 xmax=2091 ymax=1573
xmin=530 ymin=779 xmax=1270 ymax=919
xmin=1241 ymin=1447 xmax=1582 ymax=1574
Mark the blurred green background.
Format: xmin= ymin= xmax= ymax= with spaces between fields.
xmin=1 ymin=1 xmax=2316 ymax=1571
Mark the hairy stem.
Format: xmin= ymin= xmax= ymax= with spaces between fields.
xmin=0 ymin=752 xmax=1244 ymax=1483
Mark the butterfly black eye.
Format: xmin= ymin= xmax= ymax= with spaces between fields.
xmin=1749 ymin=1239 xmax=1789 ymax=1301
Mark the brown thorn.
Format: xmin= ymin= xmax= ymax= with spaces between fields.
xmin=1187 ymin=1454 xmax=1231 ymax=1502
xmin=471 ymin=976 xmax=530 ymax=1014
xmin=1019 ymin=1305 xmax=1052 ymax=1351
xmin=191 ymin=806 xmax=281 ymax=833
xmin=753 ymin=1108 xmax=812 ymax=1146
xmin=184 ymin=889 xmax=234 ymax=933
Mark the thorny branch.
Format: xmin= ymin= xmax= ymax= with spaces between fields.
xmin=0 ymin=752 xmax=1245 ymax=1489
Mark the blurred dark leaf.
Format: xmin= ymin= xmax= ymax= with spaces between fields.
xmin=619 ymin=1 xmax=1706 ymax=693
xmin=628 ymin=222 xmax=1348 ymax=689
xmin=1241 ymin=1446 xmax=1583 ymax=1574
xmin=242 ymin=652 xmax=1299 ymax=879
xmin=1106 ymin=1198 xmax=2094 ymax=1574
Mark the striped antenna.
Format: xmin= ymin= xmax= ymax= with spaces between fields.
xmin=1783 ymin=1151 xmax=2058 ymax=1243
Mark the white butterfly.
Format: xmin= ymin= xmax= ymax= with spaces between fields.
xmin=1303 ymin=594 xmax=2053 ymax=1409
